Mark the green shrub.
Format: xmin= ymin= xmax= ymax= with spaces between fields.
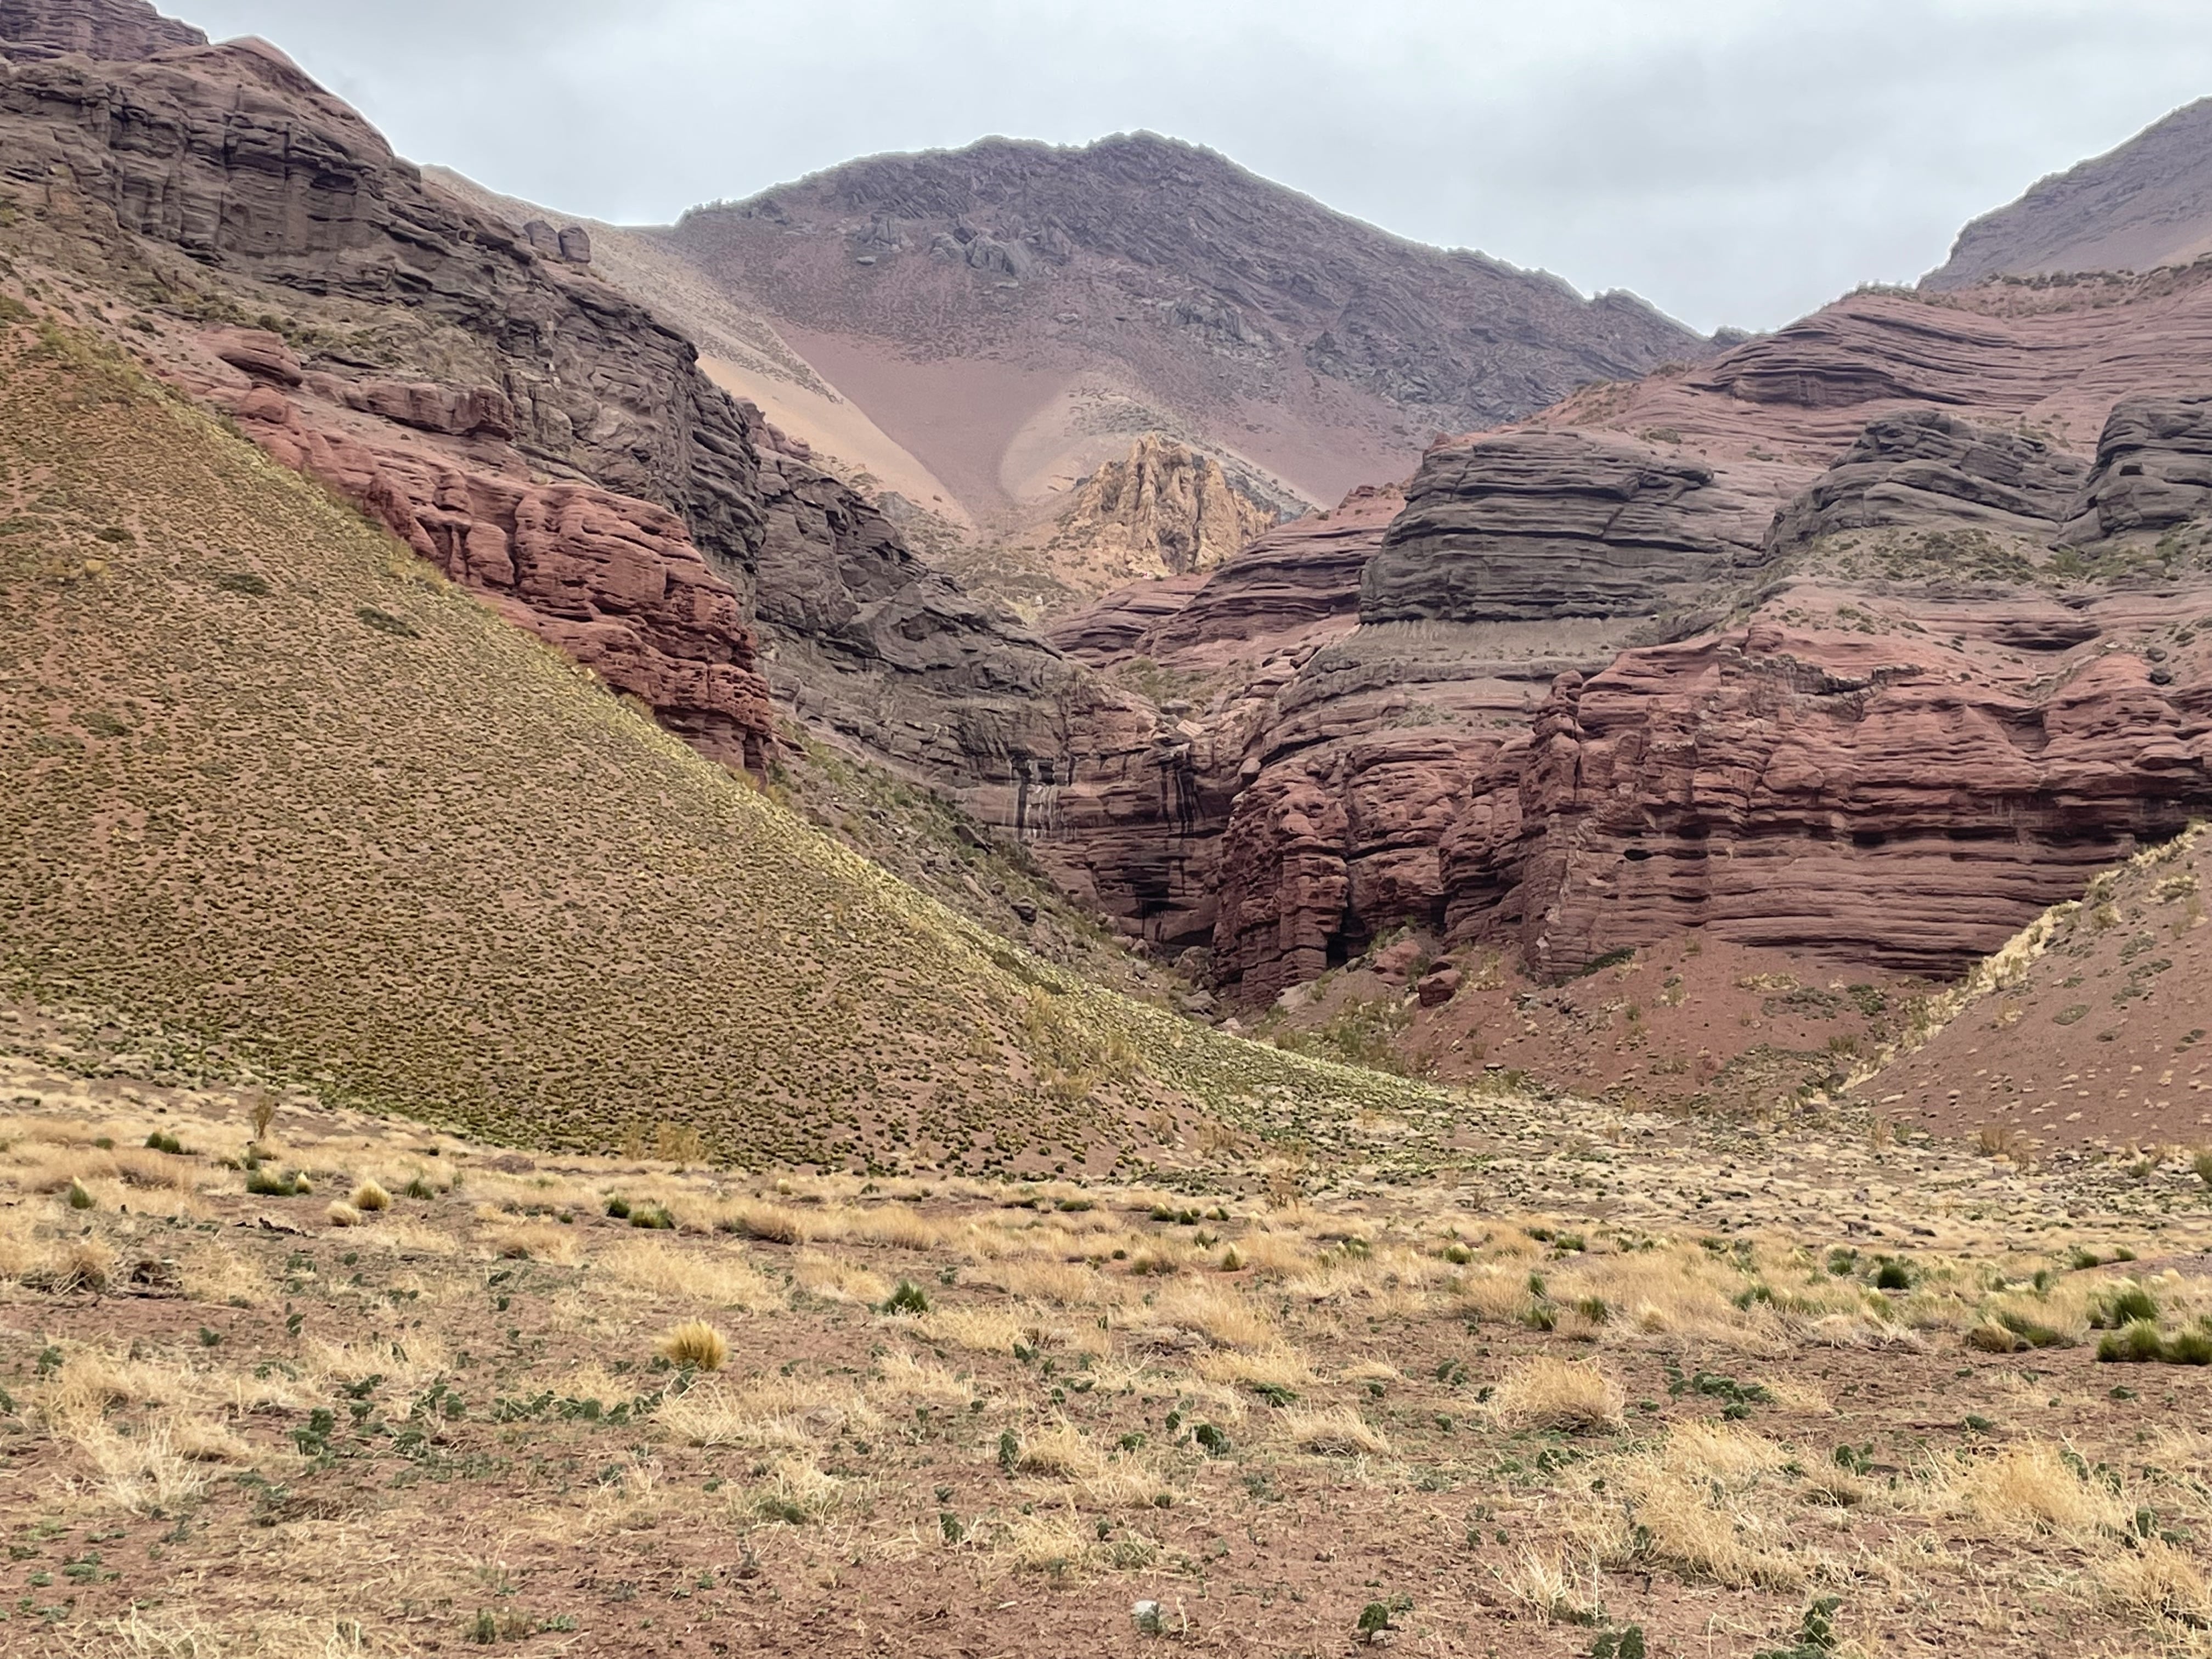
xmin=2097 ymin=1319 xmax=2168 ymax=1363
xmin=2090 ymin=1283 xmax=2159 ymax=1329
xmin=881 ymin=1280 xmax=931 ymax=1315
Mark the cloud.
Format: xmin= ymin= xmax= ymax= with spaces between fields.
xmin=180 ymin=0 xmax=2212 ymax=331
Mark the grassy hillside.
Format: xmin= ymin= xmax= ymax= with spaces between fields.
xmin=0 ymin=319 xmax=1440 ymax=1172
xmin=1864 ymin=822 xmax=2212 ymax=1149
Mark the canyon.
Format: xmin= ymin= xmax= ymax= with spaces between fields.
xmin=8 ymin=0 xmax=2212 ymax=1131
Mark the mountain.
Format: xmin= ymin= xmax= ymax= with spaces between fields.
xmin=663 ymin=134 xmax=1703 ymax=520
xmin=449 ymin=138 xmax=1706 ymax=613
xmin=0 ymin=255 xmax=1448 ymax=1176
xmin=1927 ymin=97 xmax=2212 ymax=287
xmin=16 ymin=0 xmax=2212 ymax=1142
xmin=0 ymin=21 xmax=1114 ymax=820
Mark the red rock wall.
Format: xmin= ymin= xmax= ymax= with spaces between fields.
xmin=205 ymin=331 xmax=776 ymax=770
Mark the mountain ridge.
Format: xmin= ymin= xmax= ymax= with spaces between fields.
xmin=1927 ymin=97 xmax=2212 ymax=288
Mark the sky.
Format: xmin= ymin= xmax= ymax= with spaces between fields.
xmin=182 ymin=0 xmax=2212 ymax=335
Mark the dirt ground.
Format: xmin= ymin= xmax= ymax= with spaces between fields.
xmin=6 ymin=1024 xmax=2212 ymax=1659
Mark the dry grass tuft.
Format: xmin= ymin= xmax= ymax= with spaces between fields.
xmin=867 ymin=1348 xmax=975 ymax=1407
xmin=1002 ymin=1509 xmax=1091 ymax=1576
xmin=486 ymin=1221 xmax=578 ymax=1263
xmin=1949 ymin=1442 xmax=2131 ymax=1538
xmin=598 ymin=1238 xmax=778 ymax=1307
xmin=1277 ymin=1406 xmax=1390 ymax=1457
xmin=1485 ymin=1356 xmax=1624 ymax=1433
xmin=1016 ymin=1420 xmax=1108 ymax=1479
xmin=2094 ymin=1538 xmax=2212 ymax=1636
xmin=350 ymin=1179 xmax=391 ymax=1212
xmin=1149 ymin=1281 xmax=1274 ymax=1348
xmin=917 ymin=1304 xmax=1034 ymax=1354
xmin=793 ymin=1250 xmax=890 ymax=1305
xmin=66 ymin=1419 xmax=212 ymax=1514
xmin=1192 ymin=1344 xmax=1314 ymax=1392
xmin=1495 ymin=1548 xmax=1608 ymax=1626
xmin=657 ymin=1318 xmax=730 ymax=1371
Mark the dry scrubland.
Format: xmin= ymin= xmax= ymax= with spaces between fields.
xmin=0 ymin=319 xmax=1438 ymax=1176
xmin=4 ymin=1028 xmax=2212 ymax=1659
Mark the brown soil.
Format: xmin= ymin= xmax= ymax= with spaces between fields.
xmin=7 ymin=1020 xmax=2212 ymax=1659
xmin=1263 ymin=936 xmax=1930 ymax=1122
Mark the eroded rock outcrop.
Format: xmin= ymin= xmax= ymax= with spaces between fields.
xmin=1047 ymin=433 xmax=1278 ymax=578
xmin=2062 ymin=394 xmax=2212 ymax=547
xmin=207 ymin=330 xmax=774 ymax=768
xmin=1454 ymin=625 xmax=2212 ymax=979
xmin=1362 ymin=432 xmax=1768 ymax=624
xmin=0 ymin=0 xmax=202 ymax=58
xmin=1768 ymin=409 xmax=2089 ymax=551
xmin=1139 ymin=485 xmax=1400 ymax=668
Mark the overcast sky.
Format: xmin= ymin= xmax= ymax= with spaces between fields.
xmin=183 ymin=0 xmax=2212 ymax=334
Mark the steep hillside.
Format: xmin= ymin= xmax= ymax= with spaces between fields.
xmin=0 ymin=20 xmax=1127 ymax=861
xmin=0 ymin=320 xmax=1437 ymax=1170
xmin=659 ymin=134 xmax=1705 ymax=534
xmin=1928 ymin=98 xmax=2212 ymax=287
xmin=1861 ymin=825 xmax=2212 ymax=1148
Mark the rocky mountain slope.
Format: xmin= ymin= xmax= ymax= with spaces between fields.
xmin=1865 ymin=825 xmax=2212 ymax=1150
xmin=655 ymin=135 xmax=1705 ymax=539
xmin=0 ymin=15 xmax=1121 ymax=822
xmin=14 ymin=0 xmax=2212 ymax=1142
xmin=1928 ymin=97 xmax=2212 ymax=287
xmin=0 ymin=314 xmax=1442 ymax=1169
xmin=0 ymin=0 xmax=196 ymax=56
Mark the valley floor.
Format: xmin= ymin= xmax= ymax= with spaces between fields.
xmin=4 ymin=1011 xmax=2211 ymax=1658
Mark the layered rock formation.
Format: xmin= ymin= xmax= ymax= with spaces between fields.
xmin=1449 ymin=612 xmax=2212 ymax=981
xmin=202 ymin=328 xmax=775 ymax=768
xmin=0 ymin=0 xmax=202 ymax=58
xmin=2061 ymin=394 xmax=2212 ymax=548
xmin=1927 ymin=98 xmax=2212 ymax=289
xmin=1362 ymin=431 xmax=1768 ymax=624
xmin=1043 ymin=278 xmax=2212 ymax=1000
xmin=18 ymin=0 xmax=2212 ymax=1046
xmin=1766 ymin=409 xmax=2089 ymax=551
xmin=0 ymin=21 xmax=1086 ymax=797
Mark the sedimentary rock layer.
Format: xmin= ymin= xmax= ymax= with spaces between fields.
xmin=0 ymin=24 xmax=1085 ymax=794
xmin=1362 ymin=431 xmax=1768 ymax=624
